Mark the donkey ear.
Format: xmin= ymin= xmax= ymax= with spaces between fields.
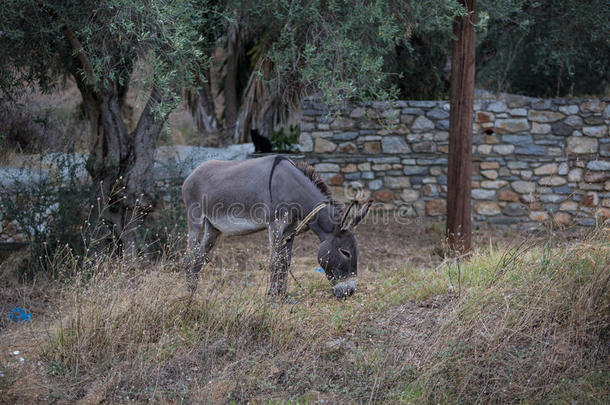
xmin=340 ymin=200 xmax=357 ymax=229
xmin=345 ymin=199 xmax=373 ymax=231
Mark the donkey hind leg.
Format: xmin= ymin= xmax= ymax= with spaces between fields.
xmin=186 ymin=217 xmax=221 ymax=293
xmin=268 ymin=233 xmax=294 ymax=297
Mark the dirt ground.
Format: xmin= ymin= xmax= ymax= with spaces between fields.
xmin=199 ymin=216 xmax=533 ymax=292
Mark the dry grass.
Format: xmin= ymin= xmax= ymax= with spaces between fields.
xmin=0 ymin=222 xmax=608 ymax=404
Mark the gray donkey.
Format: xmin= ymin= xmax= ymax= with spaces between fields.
xmin=182 ymin=155 xmax=372 ymax=298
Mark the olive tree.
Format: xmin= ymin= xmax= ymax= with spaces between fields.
xmin=0 ymin=0 xmax=218 ymax=251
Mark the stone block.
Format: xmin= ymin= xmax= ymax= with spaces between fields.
xmin=436 ymin=120 xmax=450 ymax=130
xmin=475 ymin=202 xmax=501 ymax=216
xmin=553 ymin=212 xmax=572 ymax=225
xmin=425 ymin=199 xmax=446 ymax=216
xmin=584 ymin=171 xmax=608 ymax=183
xmin=403 ymin=166 xmax=428 ymax=175
xmin=586 ymin=160 xmax=610 ymax=172
xmin=566 ymin=137 xmax=598 ymax=154
xmin=494 ymin=145 xmax=515 ymax=155
xmin=481 ymin=180 xmax=508 ymax=189
xmin=472 ymin=189 xmax=496 ymax=200
xmin=384 ymin=177 xmax=411 ymax=189
xmin=499 ymin=190 xmax=519 ymax=202
xmin=488 ymin=101 xmax=507 ymax=112
xmin=412 ymin=116 xmax=435 ymax=131
xmin=538 ymin=176 xmax=567 ymax=186
xmin=481 ymin=170 xmax=498 ymax=180
xmin=580 ymin=100 xmax=607 ymax=113
xmin=531 ymin=122 xmax=551 ymax=134
xmin=330 ymin=117 xmax=355 ymax=129
xmin=299 ymin=133 xmax=313 ymax=152
xmin=512 ymin=181 xmax=536 ymax=193
xmin=559 ymin=200 xmax=578 ymax=211
xmin=568 ymin=168 xmax=583 ymax=182
xmin=350 ymin=107 xmax=366 ymax=118
xmin=401 ymin=189 xmax=419 ymax=202
xmin=582 ymin=126 xmax=608 ymax=138
xmin=328 ymin=174 xmax=344 ymax=186
xmin=481 ymin=161 xmax=500 ymax=169
xmin=338 ymin=142 xmax=358 ymax=153
xmin=495 ymin=118 xmax=530 ymax=133
xmin=333 ymin=131 xmax=359 ymax=141
xmin=412 ymin=142 xmax=436 ymax=153
xmin=504 ymin=202 xmax=528 ymax=216
xmin=515 ymin=144 xmax=547 ymax=155
xmin=373 ymin=189 xmax=394 ymax=202
xmin=358 ymin=162 xmax=371 ymax=171
xmin=509 ymin=108 xmax=527 ymax=116
xmin=427 ymin=108 xmax=450 ymax=119
xmin=315 ymin=163 xmax=340 ymax=172
xmin=530 ymin=211 xmax=549 ymax=221
xmin=369 ymin=179 xmax=382 ymax=190
xmin=363 ymin=141 xmax=381 ymax=154
xmin=342 ymin=164 xmax=357 ymax=173
xmin=550 ymin=122 xmax=573 ymax=136
xmin=558 ymin=105 xmax=579 ymax=115
xmin=564 ymin=115 xmax=583 ymax=128
xmin=582 ymin=192 xmax=599 ymax=207
xmin=314 ymin=138 xmax=337 ymax=153
xmin=534 ymin=163 xmax=558 ymax=175
xmin=381 ymin=136 xmax=410 ymax=154
xmin=528 ymin=110 xmax=565 ymax=123
xmin=476 ymin=111 xmax=494 ymax=122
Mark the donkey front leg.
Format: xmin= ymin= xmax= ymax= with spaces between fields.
xmin=268 ymin=236 xmax=294 ymax=297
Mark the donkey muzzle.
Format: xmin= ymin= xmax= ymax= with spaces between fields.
xmin=332 ymin=277 xmax=357 ymax=298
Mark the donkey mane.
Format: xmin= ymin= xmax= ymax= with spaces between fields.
xmin=294 ymin=161 xmax=344 ymax=211
xmin=268 ymin=156 xmax=343 ymax=212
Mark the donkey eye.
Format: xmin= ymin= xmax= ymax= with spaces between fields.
xmin=339 ymin=248 xmax=351 ymax=259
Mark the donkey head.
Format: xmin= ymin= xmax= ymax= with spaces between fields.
xmin=317 ymin=200 xmax=372 ymax=298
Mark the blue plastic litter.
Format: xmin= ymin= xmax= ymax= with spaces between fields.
xmin=314 ymin=267 xmax=325 ymax=273
xmin=9 ymin=307 xmax=32 ymax=322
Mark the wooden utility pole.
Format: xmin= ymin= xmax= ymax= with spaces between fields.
xmin=447 ymin=0 xmax=476 ymax=255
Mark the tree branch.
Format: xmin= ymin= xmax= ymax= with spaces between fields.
xmin=38 ymin=1 xmax=95 ymax=84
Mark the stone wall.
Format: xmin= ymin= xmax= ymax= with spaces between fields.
xmin=296 ymin=96 xmax=610 ymax=227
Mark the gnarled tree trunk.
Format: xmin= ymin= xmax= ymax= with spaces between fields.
xmin=83 ymin=84 xmax=169 ymax=255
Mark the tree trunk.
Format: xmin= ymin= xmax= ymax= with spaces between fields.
xmin=84 ymin=84 xmax=168 ymax=255
xmin=446 ymin=0 xmax=476 ymax=255
xmin=224 ymin=22 xmax=240 ymax=139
